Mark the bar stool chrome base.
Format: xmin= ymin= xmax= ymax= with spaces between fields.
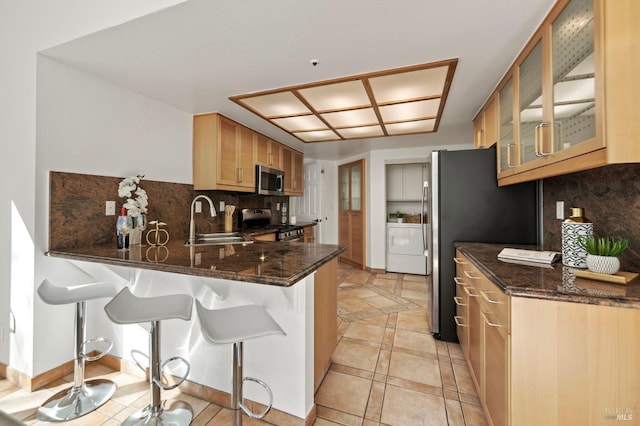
xmin=121 ymin=399 xmax=192 ymax=426
xmin=38 ymin=379 xmax=116 ymax=422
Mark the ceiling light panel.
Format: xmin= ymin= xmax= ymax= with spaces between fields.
xmin=293 ymin=129 xmax=340 ymax=142
xmin=386 ymin=119 xmax=436 ymax=135
xmin=379 ymin=99 xmax=441 ymax=123
xmin=230 ymin=59 xmax=457 ymax=142
xmin=321 ymin=108 xmax=378 ymax=128
xmin=238 ymin=92 xmax=310 ymax=117
xmin=298 ymin=80 xmax=371 ymax=112
xmin=272 ymin=115 xmax=327 ymax=132
xmin=369 ymin=66 xmax=449 ymax=103
xmin=336 ymin=125 xmax=384 ymax=139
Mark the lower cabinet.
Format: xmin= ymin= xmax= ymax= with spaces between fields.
xmin=455 ymin=253 xmax=507 ymax=426
xmin=303 ymin=226 xmax=314 ymax=243
xmin=454 ymin=249 xmax=640 ymax=426
xmin=314 ymin=258 xmax=337 ymax=390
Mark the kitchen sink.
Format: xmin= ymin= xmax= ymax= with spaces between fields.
xmin=185 ymin=232 xmax=254 ymax=246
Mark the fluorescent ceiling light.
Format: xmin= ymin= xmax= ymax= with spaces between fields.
xmin=230 ymin=59 xmax=457 ymax=142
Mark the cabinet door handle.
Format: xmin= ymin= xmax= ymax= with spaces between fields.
xmin=453 ymin=277 xmax=466 ymax=287
xmin=453 ymin=296 xmax=467 ymax=307
xmin=482 ymin=311 xmax=501 ymax=327
xmin=535 ymin=122 xmax=553 ymax=157
xmin=463 ymin=270 xmax=480 ymax=280
xmin=463 ymin=286 xmax=480 ymax=297
xmin=454 ymin=316 xmax=468 ymax=327
xmin=506 ymin=143 xmax=516 ymax=168
xmin=453 ymin=257 xmax=468 ymax=264
xmin=480 ymin=290 xmax=502 ymax=304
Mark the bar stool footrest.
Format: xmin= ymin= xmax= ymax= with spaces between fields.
xmin=81 ymin=337 xmax=113 ymax=362
xmin=239 ymin=377 xmax=273 ymax=419
xmin=152 ymin=356 xmax=191 ymax=391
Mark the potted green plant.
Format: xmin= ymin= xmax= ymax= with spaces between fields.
xmin=578 ymin=236 xmax=629 ymax=274
xmin=394 ymin=211 xmax=405 ymax=223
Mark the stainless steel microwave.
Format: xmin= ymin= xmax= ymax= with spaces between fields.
xmin=256 ymin=165 xmax=284 ymax=195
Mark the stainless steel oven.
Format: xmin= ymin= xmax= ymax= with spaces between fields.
xmin=256 ymin=165 xmax=284 ymax=196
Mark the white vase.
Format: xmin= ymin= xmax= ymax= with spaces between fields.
xmin=586 ymin=254 xmax=620 ymax=275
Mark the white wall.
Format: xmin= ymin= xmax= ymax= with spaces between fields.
xmin=0 ymin=0 xmax=187 ymax=375
xmin=33 ymin=56 xmax=193 ymax=374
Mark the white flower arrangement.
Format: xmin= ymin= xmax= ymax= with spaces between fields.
xmin=118 ymin=174 xmax=148 ymax=217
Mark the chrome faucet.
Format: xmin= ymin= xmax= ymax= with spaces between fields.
xmin=189 ymin=195 xmax=216 ymax=244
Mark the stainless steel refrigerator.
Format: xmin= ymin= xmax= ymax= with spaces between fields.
xmin=430 ymin=146 xmax=539 ymax=342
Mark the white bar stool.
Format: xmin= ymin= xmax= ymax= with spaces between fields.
xmin=37 ymin=279 xmax=117 ymax=422
xmin=195 ymin=301 xmax=286 ymax=425
xmin=104 ymin=288 xmax=193 ymax=426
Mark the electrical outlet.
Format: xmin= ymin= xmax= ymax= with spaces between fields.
xmin=106 ymin=201 xmax=116 ymax=216
xmin=195 ymin=201 xmax=202 ymax=213
xmin=220 ymin=201 xmax=225 ymax=212
xmin=556 ymin=201 xmax=565 ymax=220
xmin=276 ymin=202 xmax=280 ymax=211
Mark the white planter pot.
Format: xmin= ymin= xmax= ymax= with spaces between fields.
xmin=586 ymin=254 xmax=620 ymax=275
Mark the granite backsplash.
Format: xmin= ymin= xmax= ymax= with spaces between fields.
xmin=542 ymin=163 xmax=640 ymax=272
xmin=49 ymin=171 xmax=288 ymax=251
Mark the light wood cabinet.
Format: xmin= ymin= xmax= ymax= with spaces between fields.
xmin=193 ymin=113 xmax=256 ymax=191
xmin=339 ymin=160 xmax=365 ymax=269
xmin=252 ymin=232 xmax=276 ymax=242
xmin=282 ymin=145 xmax=304 ymax=196
xmin=386 ymin=163 xmax=426 ymax=201
xmin=302 ymin=226 xmax=314 ymax=243
xmin=256 ymin=134 xmax=282 ymax=169
xmin=479 ymin=0 xmax=640 ymax=185
xmin=314 ymin=258 xmax=337 ymax=390
xmin=455 ymin=249 xmax=640 ymax=426
xmin=473 ymin=95 xmax=498 ymax=149
xmin=194 ymin=112 xmax=303 ymax=193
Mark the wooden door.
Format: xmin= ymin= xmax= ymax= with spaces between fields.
xmin=338 ymin=160 xmax=366 ymax=269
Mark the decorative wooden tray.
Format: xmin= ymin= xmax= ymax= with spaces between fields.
xmin=573 ymin=269 xmax=639 ymax=285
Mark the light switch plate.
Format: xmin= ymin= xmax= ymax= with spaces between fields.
xmin=220 ymin=201 xmax=225 ymax=212
xmin=105 ymin=200 xmax=116 ymax=216
xmin=195 ymin=201 xmax=202 ymax=213
xmin=556 ymin=201 xmax=565 ymax=220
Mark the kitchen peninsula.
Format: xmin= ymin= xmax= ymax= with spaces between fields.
xmin=47 ymin=238 xmax=345 ymax=424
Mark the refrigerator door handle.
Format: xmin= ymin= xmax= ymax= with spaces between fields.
xmin=421 ymin=181 xmax=428 ymax=252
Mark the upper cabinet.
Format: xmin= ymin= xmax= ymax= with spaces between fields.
xmin=473 ymin=95 xmax=498 ymax=149
xmin=481 ymin=0 xmax=640 ymax=185
xmin=255 ymin=134 xmax=282 ymax=170
xmin=193 ymin=112 xmax=303 ymax=193
xmin=386 ymin=164 xmax=426 ymax=201
xmin=282 ymin=145 xmax=304 ymax=196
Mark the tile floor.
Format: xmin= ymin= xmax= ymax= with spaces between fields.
xmin=0 ymin=262 xmax=487 ymax=425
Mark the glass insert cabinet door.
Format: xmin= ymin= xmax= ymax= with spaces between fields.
xmin=498 ymin=77 xmax=515 ymax=173
xmin=518 ymin=39 xmax=543 ymax=165
xmin=339 ymin=161 xmax=363 ymax=212
xmin=340 ymin=167 xmax=350 ymax=211
xmin=350 ymin=163 xmax=361 ymax=211
xmin=551 ymin=0 xmax=595 ymax=150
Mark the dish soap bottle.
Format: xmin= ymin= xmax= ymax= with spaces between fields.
xmin=561 ymin=207 xmax=593 ymax=268
xmin=116 ymin=207 xmax=133 ymax=249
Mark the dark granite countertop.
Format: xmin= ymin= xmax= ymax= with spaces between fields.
xmin=48 ymin=240 xmax=346 ymax=287
xmin=455 ymin=242 xmax=640 ymax=309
